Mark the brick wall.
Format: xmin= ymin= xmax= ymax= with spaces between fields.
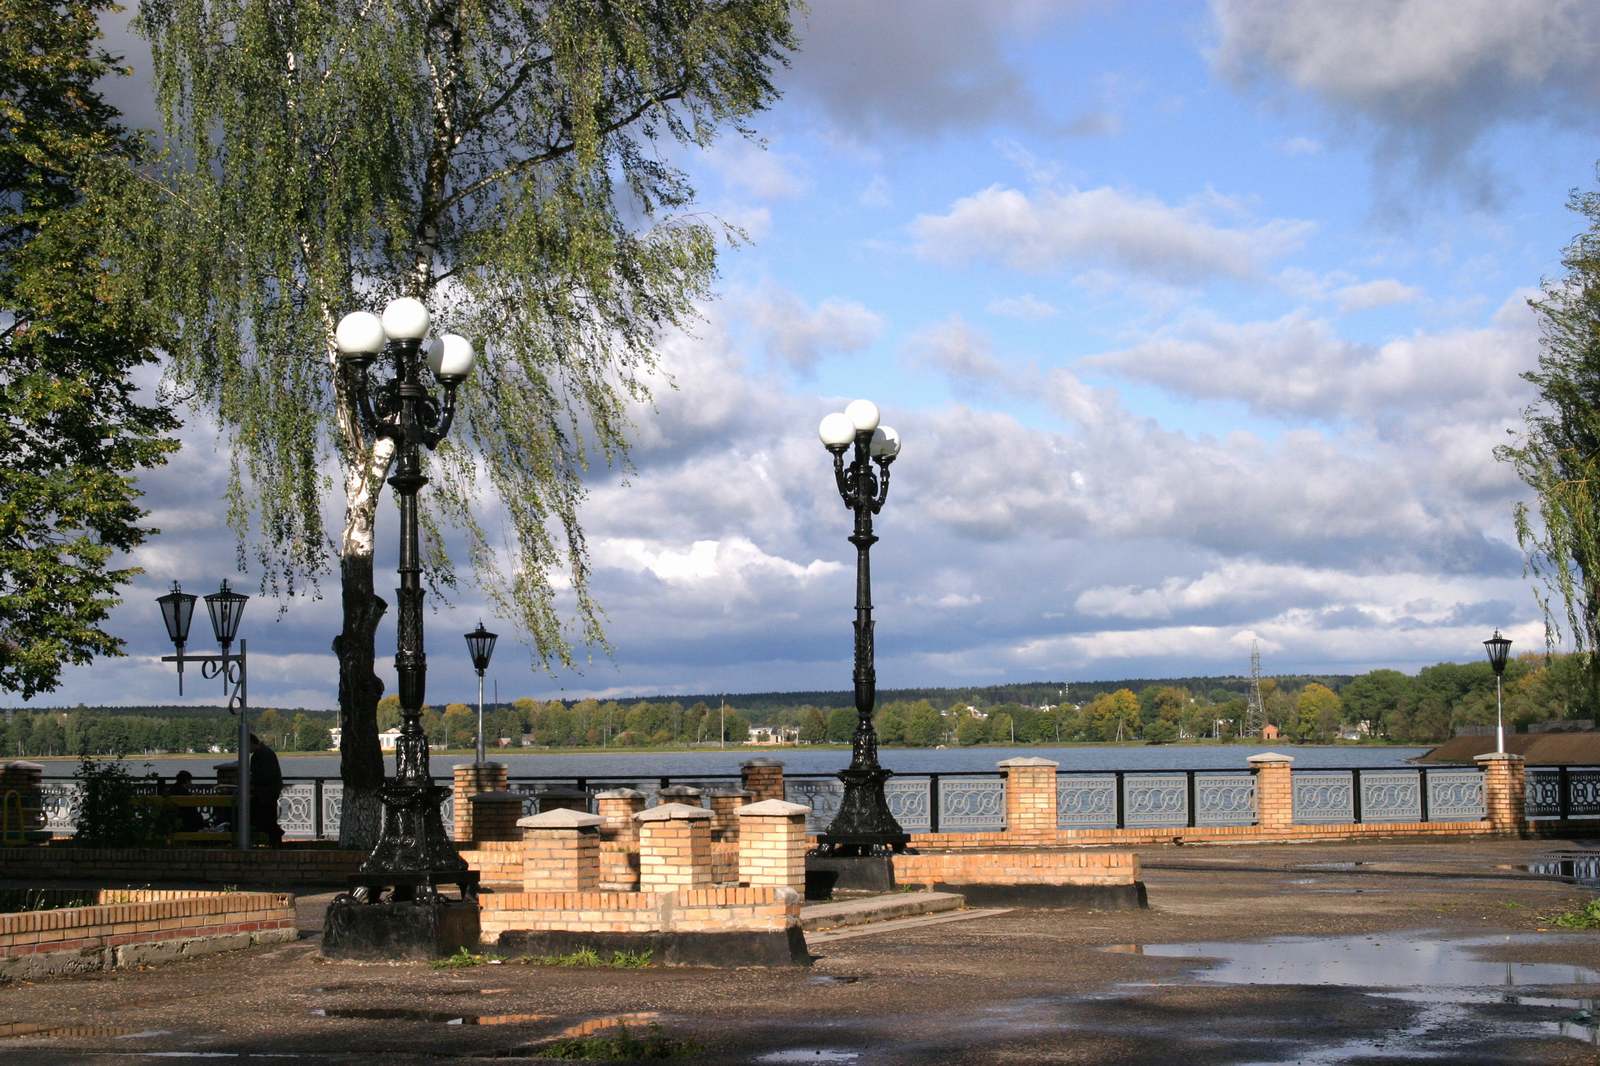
xmin=452 ymin=763 xmax=508 ymax=842
xmin=479 ymin=885 xmax=799 ymax=943
xmin=0 ymin=845 xmax=362 ymax=886
xmin=0 ymin=888 xmax=296 ymax=979
xmin=461 ymin=840 xmax=523 ymax=886
xmin=893 ymin=848 xmax=1138 ymax=887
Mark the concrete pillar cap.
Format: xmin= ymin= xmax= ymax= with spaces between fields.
xmin=517 ymin=809 xmax=602 ymax=829
xmin=741 ymin=758 xmax=784 ymax=768
xmin=594 ymin=787 xmax=646 ymax=800
xmin=1247 ymin=752 xmax=1295 ymax=765
xmin=656 ymin=784 xmax=703 ymax=797
xmin=4 ymin=760 xmax=44 ymax=771
xmin=1473 ymin=752 xmax=1526 ymax=763
xmin=636 ymin=802 xmax=714 ymax=822
xmin=997 ymin=756 xmax=1059 ymax=769
xmin=736 ymin=799 xmax=812 ymax=818
xmin=468 ymin=790 xmax=523 ymax=803
xmin=708 ymin=787 xmax=754 ymax=797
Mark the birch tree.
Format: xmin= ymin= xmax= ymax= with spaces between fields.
xmin=121 ymin=0 xmax=797 ymax=844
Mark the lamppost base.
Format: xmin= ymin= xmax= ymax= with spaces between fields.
xmin=321 ymin=893 xmax=479 ymax=960
xmin=812 ymin=766 xmax=909 ymax=858
xmin=345 ymin=779 xmax=479 ymax=901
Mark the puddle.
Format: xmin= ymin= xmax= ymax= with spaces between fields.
xmin=0 ymin=1023 xmax=167 ymax=1039
xmin=1294 ymin=861 xmax=1372 ymax=872
xmin=547 ymin=1012 xmax=660 ymax=1039
xmin=1131 ymin=932 xmax=1599 ymax=988
xmin=1103 ymin=944 xmax=1143 ymax=955
xmin=807 ymin=974 xmax=861 ymax=985
xmin=309 ymin=1008 xmax=549 ymax=1027
xmin=755 ymin=1052 xmax=861 ymax=1063
xmin=1524 ymin=853 xmax=1600 ymax=886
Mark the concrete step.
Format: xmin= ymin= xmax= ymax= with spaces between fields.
xmin=806 ymin=907 xmax=1013 ymax=945
xmin=800 ymin=890 xmax=965 ymax=931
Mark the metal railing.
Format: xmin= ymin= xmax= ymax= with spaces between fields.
xmin=48 ymin=760 xmax=1600 ymax=842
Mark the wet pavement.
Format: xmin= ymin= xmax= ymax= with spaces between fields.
xmin=0 ymin=836 xmax=1597 ymax=1063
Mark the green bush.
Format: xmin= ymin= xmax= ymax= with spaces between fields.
xmin=70 ymin=749 xmax=174 ymax=847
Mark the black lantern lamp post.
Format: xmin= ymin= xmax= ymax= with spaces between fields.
xmin=813 ymin=399 xmax=909 ymax=858
xmin=1484 ymin=630 xmax=1512 ymax=754
xmin=323 ymin=297 xmax=480 ymax=957
xmin=465 ymin=622 xmax=498 ymax=765
xmin=157 ymin=579 xmax=251 ymax=850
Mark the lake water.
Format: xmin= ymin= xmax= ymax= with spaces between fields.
xmin=40 ymin=744 xmax=1433 ymax=781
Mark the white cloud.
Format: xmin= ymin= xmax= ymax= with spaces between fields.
xmin=1211 ymin=0 xmax=1600 ymax=198
xmin=1280 ymin=135 xmax=1323 ymax=156
xmin=741 ymin=288 xmax=885 ymax=373
xmin=911 ymin=184 xmax=1313 ymax=283
xmin=704 ymin=140 xmax=810 ymax=201
xmin=859 ymin=175 xmax=892 ymax=208
xmin=1333 ymin=278 xmax=1423 ymax=312
xmin=986 ymin=294 xmax=1059 ymax=320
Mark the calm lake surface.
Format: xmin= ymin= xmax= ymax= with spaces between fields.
xmin=43 ymin=744 xmax=1433 ymax=780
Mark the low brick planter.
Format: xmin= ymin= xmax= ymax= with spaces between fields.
xmin=0 ymin=845 xmax=362 ymax=887
xmin=0 ymin=888 xmax=296 ymax=980
xmin=892 ymin=848 xmax=1147 ymax=909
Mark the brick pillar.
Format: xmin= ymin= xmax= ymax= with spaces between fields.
xmin=1476 ymin=753 xmax=1527 ymax=832
xmin=707 ymin=788 xmax=752 ymax=842
xmin=519 ymin=809 xmax=602 ymax=891
xmin=533 ymin=785 xmax=590 ymax=813
xmin=636 ymin=802 xmax=714 ymax=891
xmin=736 ymin=799 xmax=810 ymax=891
xmin=469 ymin=791 xmax=524 ymax=843
xmin=655 ymin=784 xmax=703 ymax=808
xmin=1248 ymin=752 xmax=1295 ymax=831
xmin=999 ymin=757 xmax=1059 ymax=840
xmin=741 ymin=759 xmax=785 ymax=803
xmin=595 ymin=788 xmax=645 ymax=889
xmin=0 ymin=761 xmax=45 ymax=841
xmin=452 ymin=763 xmax=507 ymax=842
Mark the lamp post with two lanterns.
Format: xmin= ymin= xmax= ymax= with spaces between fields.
xmin=813 ymin=399 xmax=909 ymax=856
xmin=156 ymin=579 xmax=251 ymax=850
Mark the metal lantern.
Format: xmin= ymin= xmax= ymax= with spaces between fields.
xmin=156 ymin=581 xmax=198 ymax=694
xmin=204 ymin=579 xmax=249 ymax=648
xmin=465 ymin=622 xmax=498 ymax=676
xmin=1483 ymin=630 xmax=1512 ymax=676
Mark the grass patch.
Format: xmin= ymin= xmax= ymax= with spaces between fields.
xmin=1544 ymin=898 xmax=1600 ymax=930
xmin=0 ymin=888 xmax=91 ymax=913
xmin=539 ymin=1024 xmax=698 ymax=1060
xmin=430 ymin=947 xmax=504 ymax=969
xmin=523 ymin=947 xmax=653 ymax=969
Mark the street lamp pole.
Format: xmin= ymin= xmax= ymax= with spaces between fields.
xmin=814 ymin=400 xmax=908 ymax=856
xmin=1484 ymin=630 xmax=1512 ymax=755
xmin=465 ymin=622 xmax=498 ymax=766
xmin=157 ymin=579 xmax=250 ymax=850
xmin=329 ymin=297 xmax=478 ymax=906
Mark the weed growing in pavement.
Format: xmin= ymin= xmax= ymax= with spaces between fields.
xmin=523 ymin=947 xmax=653 ymax=968
xmin=1545 ymin=898 xmax=1600 ymax=930
xmin=430 ymin=946 xmax=504 ymax=969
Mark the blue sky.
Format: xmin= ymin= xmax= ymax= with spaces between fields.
xmin=14 ymin=0 xmax=1600 ymax=711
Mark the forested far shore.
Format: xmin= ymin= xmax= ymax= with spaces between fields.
xmin=2 ymin=652 xmax=1593 ymax=759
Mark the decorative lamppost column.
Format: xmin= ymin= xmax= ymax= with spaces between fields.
xmin=1484 ymin=630 xmax=1512 ymax=754
xmin=157 ymin=579 xmax=250 ymax=849
xmin=465 ymin=622 xmax=498 ymax=765
xmin=323 ymin=297 xmax=480 ymax=958
xmin=813 ymin=399 xmax=909 ymax=856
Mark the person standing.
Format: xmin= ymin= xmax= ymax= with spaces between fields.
xmin=248 ymin=734 xmax=284 ymax=846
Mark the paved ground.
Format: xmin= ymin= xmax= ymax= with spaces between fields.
xmin=1 ymin=836 xmax=1598 ymax=1064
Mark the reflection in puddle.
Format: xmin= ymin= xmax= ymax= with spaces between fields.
xmin=1525 ymin=853 xmax=1600 ymax=886
xmin=548 ymin=1012 xmax=661 ymax=1039
xmin=756 ymin=1051 xmax=861 ymax=1063
xmin=807 ymin=974 xmax=862 ymax=985
xmin=1295 ymin=862 xmax=1372 ymax=872
xmin=1132 ymin=932 xmax=1598 ymax=988
xmin=0 ymin=1023 xmax=167 ymax=1039
xmin=309 ymin=1007 xmax=550 ymax=1027
xmin=1115 ymin=932 xmax=1600 ymax=1054
xmin=1102 ymin=944 xmax=1143 ymax=955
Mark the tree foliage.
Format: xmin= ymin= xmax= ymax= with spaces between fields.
xmin=1499 ymin=171 xmax=1600 ymax=712
xmin=0 ymin=0 xmax=178 ymax=698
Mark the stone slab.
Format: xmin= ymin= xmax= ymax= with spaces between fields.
xmin=805 ymin=854 xmax=896 ymax=899
xmin=923 ymin=881 xmax=1149 ymax=910
xmin=800 ymin=890 xmax=965 ymax=930
xmin=495 ymin=927 xmax=810 ymax=967
xmin=321 ymin=898 xmax=479 ymax=961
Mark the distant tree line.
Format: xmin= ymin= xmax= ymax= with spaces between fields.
xmin=7 ymin=653 xmax=1593 ymax=759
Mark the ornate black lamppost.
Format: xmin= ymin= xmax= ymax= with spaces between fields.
xmin=1484 ymin=630 xmax=1512 ymax=754
xmin=157 ymin=579 xmax=250 ymax=849
xmin=323 ymin=297 xmax=479 ymax=957
xmin=813 ymin=399 xmax=909 ymax=857
xmin=465 ymin=622 xmax=498 ymax=765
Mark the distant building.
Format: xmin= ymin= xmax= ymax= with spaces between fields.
xmin=1261 ymin=723 xmax=1280 ymax=741
xmin=746 ymin=725 xmax=799 ymax=746
xmin=329 ymin=726 xmax=403 ymax=751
